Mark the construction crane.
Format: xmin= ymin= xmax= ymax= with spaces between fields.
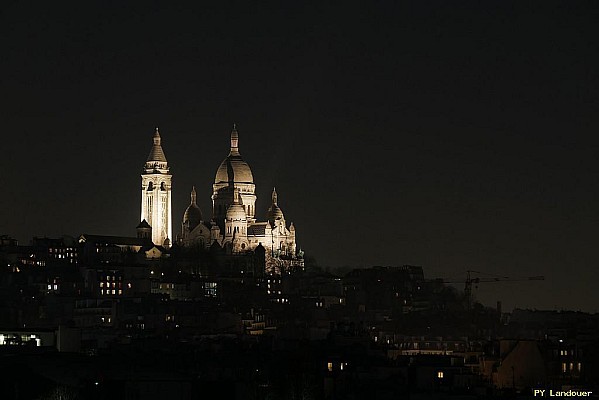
xmin=444 ymin=270 xmax=545 ymax=311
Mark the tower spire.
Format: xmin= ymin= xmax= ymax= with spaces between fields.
xmin=272 ymin=187 xmax=278 ymax=205
xmin=147 ymin=127 xmax=168 ymax=163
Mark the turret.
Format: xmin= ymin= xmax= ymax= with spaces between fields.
xmin=266 ymin=187 xmax=285 ymax=227
xmin=182 ymin=186 xmax=202 ymax=232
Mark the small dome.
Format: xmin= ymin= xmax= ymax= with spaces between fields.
xmin=226 ymin=203 xmax=247 ymax=220
xmin=267 ymin=204 xmax=284 ymax=222
xmin=266 ymin=187 xmax=285 ymax=223
xmin=226 ymin=189 xmax=247 ymax=221
xmin=183 ymin=187 xmax=202 ymax=230
xmin=183 ymin=204 xmax=202 ymax=229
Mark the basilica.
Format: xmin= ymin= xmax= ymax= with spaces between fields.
xmin=139 ymin=125 xmax=302 ymax=271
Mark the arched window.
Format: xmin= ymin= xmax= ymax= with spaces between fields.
xmin=147 ymin=182 xmax=154 ymax=191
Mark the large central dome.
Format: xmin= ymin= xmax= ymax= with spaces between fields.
xmin=214 ymin=154 xmax=254 ymax=184
xmin=214 ymin=125 xmax=254 ymax=185
xmin=212 ymin=125 xmax=257 ymax=224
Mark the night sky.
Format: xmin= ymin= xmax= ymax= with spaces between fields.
xmin=1 ymin=1 xmax=598 ymax=312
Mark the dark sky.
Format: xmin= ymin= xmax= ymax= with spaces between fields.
xmin=1 ymin=1 xmax=598 ymax=312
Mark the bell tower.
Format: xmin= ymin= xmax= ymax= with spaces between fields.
xmin=141 ymin=127 xmax=172 ymax=247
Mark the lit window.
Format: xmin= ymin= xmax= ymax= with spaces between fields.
xmin=562 ymin=363 xmax=567 ymax=373
xmin=340 ymin=363 xmax=344 ymax=371
xmin=327 ymin=362 xmax=333 ymax=372
xmin=437 ymin=371 xmax=444 ymax=379
xmin=570 ymin=362 xmax=574 ymax=371
xmin=578 ymin=362 xmax=582 ymax=371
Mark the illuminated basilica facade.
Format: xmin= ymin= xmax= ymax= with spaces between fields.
xmin=140 ymin=125 xmax=302 ymax=271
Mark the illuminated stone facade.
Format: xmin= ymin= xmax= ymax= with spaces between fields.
xmin=140 ymin=128 xmax=172 ymax=247
xmin=179 ymin=125 xmax=302 ymax=272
